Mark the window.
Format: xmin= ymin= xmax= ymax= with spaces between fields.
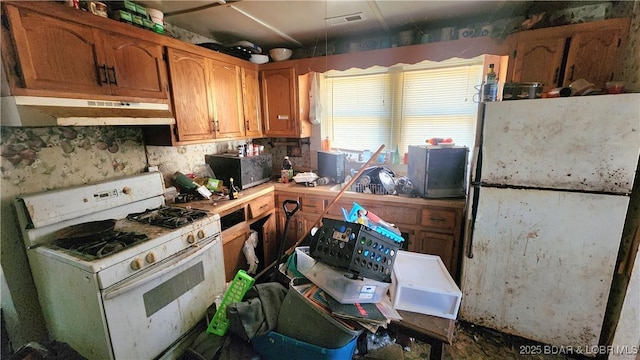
xmin=323 ymin=57 xmax=484 ymax=155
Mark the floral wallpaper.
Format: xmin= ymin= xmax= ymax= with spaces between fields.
xmin=1 ymin=127 xmax=147 ymax=195
xmin=146 ymin=140 xmax=246 ymax=183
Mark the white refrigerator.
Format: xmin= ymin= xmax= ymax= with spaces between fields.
xmin=460 ymin=94 xmax=640 ymax=348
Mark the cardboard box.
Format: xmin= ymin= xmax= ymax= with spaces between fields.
xmin=390 ymin=251 xmax=461 ymax=319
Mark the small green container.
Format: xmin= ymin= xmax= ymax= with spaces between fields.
xmin=112 ymin=10 xmax=133 ymax=24
xmin=131 ymin=14 xmax=144 ymax=28
xmin=143 ymin=18 xmax=154 ymax=30
xmin=152 ymin=22 xmax=164 ymax=34
xmin=135 ymin=4 xmax=148 ymax=18
xmin=123 ymin=0 xmax=137 ymax=12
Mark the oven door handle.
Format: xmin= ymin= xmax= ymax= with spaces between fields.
xmin=103 ymin=236 xmax=219 ymax=300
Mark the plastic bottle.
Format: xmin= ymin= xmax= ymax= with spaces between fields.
xmin=321 ymin=137 xmax=332 ymax=151
xmin=393 ymin=145 xmax=401 ymax=165
xmin=228 ymin=177 xmax=239 ymax=199
xmin=281 ymin=156 xmax=293 ymax=183
xmin=484 ymin=63 xmax=498 ymax=102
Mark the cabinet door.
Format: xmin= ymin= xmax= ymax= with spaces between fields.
xmin=102 ymin=32 xmax=168 ymax=99
xmin=411 ymin=230 xmax=457 ymax=279
xmin=166 ymin=48 xmax=215 ymax=142
xmin=241 ymin=67 xmax=262 ymax=138
xmin=207 ymin=58 xmax=244 ymax=139
xmin=222 ymin=224 xmax=250 ymax=282
xmin=261 ymin=214 xmax=278 ymax=267
xmin=261 ymin=68 xmax=297 ymax=137
xmin=562 ymin=28 xmax=623 ymax=89
xmin=512 ymin=36 xmax=566 ymax=90
xmin=6 ymin=6 xmax=108 ymax=95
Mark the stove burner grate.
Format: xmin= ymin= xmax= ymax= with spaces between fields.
xmin=126 ymin=206 xmax=209 ymax=229
xmin=54 ymin=231 xmax=149 ymax=260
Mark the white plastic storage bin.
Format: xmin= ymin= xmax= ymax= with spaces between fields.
xmin=390 ymin=250 xmax=462 ymax=319
xmin=295 ymin=247 xmax=390 ymax=304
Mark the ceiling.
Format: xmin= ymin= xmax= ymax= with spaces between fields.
xmin=136 ymin=0 xmax=539 ymax=50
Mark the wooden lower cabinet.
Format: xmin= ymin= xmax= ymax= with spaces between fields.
xmin=222 ymin=223 xmax=250 ymax=282
xmin=408 ymin=230 xmax=458 ymax=279
xmin=274 ymin=188 xmax=465 ymax=283
xmin=275 ymin=211 xmax=317 ymax=254
xmin=260 ymin=213 xmax=278 ymax=267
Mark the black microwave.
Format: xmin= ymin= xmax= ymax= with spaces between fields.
xmin=407 ymin=145 xmax=468 ymax=198
xmin=317 ymin=151 xmax=345 ymax=184
xmin=205 ymin=153 xmax=273 ymax=190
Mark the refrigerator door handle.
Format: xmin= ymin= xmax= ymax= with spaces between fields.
xmin=467 ymin=185 xmax=480 ymax=258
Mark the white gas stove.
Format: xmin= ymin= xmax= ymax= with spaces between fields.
xmin=15 ymin=172 xmax=225 ymax=360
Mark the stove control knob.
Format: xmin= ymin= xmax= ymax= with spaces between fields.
xmin=187 ymin=234 xmax=196 ymax=244
xmin=130 ymin=258 xmax=143 ymax=271
xmin=122 ymin=187 xmax=132 ymax=195
xmin=197 ymin=230 xmax=205 ymax=239
xmin=145 ymin=252 xmax=156 ymax=264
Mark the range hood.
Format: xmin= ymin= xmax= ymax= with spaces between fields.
xmin=1 ymin=96 xmax=175 ymax=127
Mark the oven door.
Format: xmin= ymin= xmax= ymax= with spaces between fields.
xmin=101 ymin=235 xmax=225 ymax=359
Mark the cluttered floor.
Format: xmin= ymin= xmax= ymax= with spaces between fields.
xmin=362 ymin=321 xmax=580 ymax=360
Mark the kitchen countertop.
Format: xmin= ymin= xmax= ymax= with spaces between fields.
xmin=179 ymin=181 xmax=466 ymax=217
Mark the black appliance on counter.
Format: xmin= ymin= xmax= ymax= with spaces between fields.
xmin=205 ymin=153 xmax=273 ymax=190
xmin=317 ymin=150 xmax=345 ymax=184
xmin=407 ymin=145 xmax=468 ymax=198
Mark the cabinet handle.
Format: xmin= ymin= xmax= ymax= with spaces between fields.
xmin=553 ymin=67 xmax=559 ymax=85
xmin=99 ymin=64 xmax=108 ymax=84
xmin=568 ymin=65 xmax=575 ymax=82
xmin=215 ymin=120 xmax=220 ymax=132
xmin=246 ymin=120 xmax=250 ymax=131
xmin=430 ymin=217 xmax=446 ymax=222
xmin=107 ymin=66 xmax=118 ymax=85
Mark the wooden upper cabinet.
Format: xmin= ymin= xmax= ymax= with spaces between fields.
xmin=562 ymin=28 xmax=624 ymax=88
xmin=241 ymin=67 xmax=262 ymax=138
xmin=166 ymin=48 xmax=214 ymax=142
xmin=5 ymin=6 xmax=107 ymax=95
xmin=509 ymin=17 xmax=630 ymax=92
xmin=3 ymin=3 xmax=169 ymax=101
xmin=101 ymin=32 xmax=168 ymax=99
xmin=261 ymin=67 xmax=311 ymax=138
xmin=207 ymin=58 xmax=244 ymax=139
xmin=512 ymin=36 xmax=565 ymax=90
xmin=262 ymin=67 xmax=297 ymax=137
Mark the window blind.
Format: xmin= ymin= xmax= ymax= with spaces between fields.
xmin=327 ymin=73 xmax=393 ymax=151
xmin=398 ymin=63 xmax=483 ymax=154
xmin=324 ymin=58 xmax=483 ymax=154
